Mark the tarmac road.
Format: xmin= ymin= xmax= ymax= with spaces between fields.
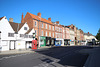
xmin=0 ymin=46 xmax=93 ymax=67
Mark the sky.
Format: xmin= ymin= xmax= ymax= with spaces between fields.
xmin=0 ymin=0 xmax=100 ymax=35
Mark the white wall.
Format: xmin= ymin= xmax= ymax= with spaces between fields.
xmin=0 ymin=17 xmax=15 ymax=51
xmin=1 ymin=40 xmax=10 ymax=51
xmin=0 ymin=17 xmax=15 ymax=40
xmin=16 ymin=41 xmax=25 ymax=49
xmin=18 ymin=23 xmax=29 ymax=34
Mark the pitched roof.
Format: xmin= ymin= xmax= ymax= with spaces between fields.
xmin=25 ymin=28 xmax=33 ymax=34
xmin=0 ymin=17 xmax=4 ymax=20
xmin=9 ymin=22 xmax=25 ymax=33
xmin=18 ymin=23 xmax=25 ymax=31
xmin=28 ymin=12 xmax=53 ymax=25
xmin=84 ymin=33 xmax=93 ymax=36
xmin=9 ymin=22 xmax=19 ymax=32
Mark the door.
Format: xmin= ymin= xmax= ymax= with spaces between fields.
xmin=10 ymin=41 xmax=15 ymax=50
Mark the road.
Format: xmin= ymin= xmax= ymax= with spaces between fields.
xmin=0 ymin=46 xmax=93 ymax=67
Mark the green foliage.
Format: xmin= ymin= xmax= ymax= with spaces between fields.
xmin=96 ymin=28 xmax=100 ymax=41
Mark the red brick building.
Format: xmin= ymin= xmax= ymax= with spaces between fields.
xmin=21 ymin=12 xmax=55 ymax=40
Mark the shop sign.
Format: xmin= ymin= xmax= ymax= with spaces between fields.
xmin=40 ymin=36 xmax=46 ymax=40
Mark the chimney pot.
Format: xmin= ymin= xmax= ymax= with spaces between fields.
xmin=48 ymin=17 xmax=51 ymax=21
xmin=9 ymin=18 xmax=13 ymax=22
xmin=37 ymin=12 xmax=41 ymax=17
xmin=56 ymin=21 xmax=59 ymax=24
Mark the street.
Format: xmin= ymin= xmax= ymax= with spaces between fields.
xmin=0 ymin=46 xmax=93 ymax=67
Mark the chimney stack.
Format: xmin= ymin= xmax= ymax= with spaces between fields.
xmin=37 ymin=12 xmax=41 ymax=17
xmin=21 ymin=13 xmax=24 ymax=23
xmin=88 ymin=32 xmax=89 ymax=34
xmin=48 ymin=17 xmax=51 ymax=21
xmin=56 ymin=21 xmax=59 ymax=24
xmin=9 ymin=18 xmax=13 ymax=22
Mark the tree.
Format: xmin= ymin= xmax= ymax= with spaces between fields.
xmin=96 ymin=28 xmax=100 ymax=41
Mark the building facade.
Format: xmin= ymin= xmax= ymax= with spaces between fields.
xmin=0 ymin=16 xmax=34 ymax=51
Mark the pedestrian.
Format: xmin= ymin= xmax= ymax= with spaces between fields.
xmin=32 ymin=38 xmax=37 ymax=49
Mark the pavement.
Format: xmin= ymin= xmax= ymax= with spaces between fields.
xmin=0 ymin=46 xmax=51 ymax=55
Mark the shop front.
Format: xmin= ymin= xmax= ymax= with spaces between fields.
xmin=46 ymin=37 xmax=51 ymax=46
xmin=80 ymin=40 xmax=86 ymax=45
xmin=39 ymin=36 xmax=46 ymax=47
xmin=51 ymin=38 xmax=55 ymax=46
xmin=64 ymin=39 xmax=70 ymax=45
xmin=55 ymin=38 xmax=64 ymax=46
xmin=70 ymin=40 xmax=75 ymax=46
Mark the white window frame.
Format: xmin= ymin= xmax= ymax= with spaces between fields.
xmin=53 ymin=32 xmax=54 ymax=37
xmin=49 ymin=25 xmax=51 ymax=30
xmin=24 ymin=27 xmax=27 ymax=30
xmin=46 ymin=31 xmax=47 ymax=36
xmin=35 ymin=21 xmax=37 ymax=27
xmin=52 ymin=26 xmax=54 ymax=31
xmin=42 ymin=23 xmax=43 ymax=28
xmin=45 ymin=24 xmax=47 ymax=29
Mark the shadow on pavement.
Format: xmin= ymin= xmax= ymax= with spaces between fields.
xmin=34 ymin=46 xmax=93 ymax=67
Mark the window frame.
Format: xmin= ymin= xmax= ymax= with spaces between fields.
xmin=35 ymin=21 xmax=37 ymax=27
xmin=24 ymin=27 xmax=27 ymax=30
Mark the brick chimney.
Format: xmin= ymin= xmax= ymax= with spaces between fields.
xmin=88 ymin=32 xmax=89 ymax=34
xmin=37 ymin=12 xmax=41 ymax=17
xmin=9 ymin=18 xmax=13 ymax=22
xmin=21 ymin=13 xmax=24 ymax=23
xmin=56 ymin=21 xmax=59 ymax=24
xmin=48 ymin=17 xmax=51 ymax=21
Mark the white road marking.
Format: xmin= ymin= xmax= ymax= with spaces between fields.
xmin=0 ymin=53 xmax=31 ymax=61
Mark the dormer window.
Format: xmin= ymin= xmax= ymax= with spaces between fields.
xmin=24 ymin=27 xmax=27 ymax=30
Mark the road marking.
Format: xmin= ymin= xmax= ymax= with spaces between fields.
xmin=0 ymin=53 xmax=32 ymax=61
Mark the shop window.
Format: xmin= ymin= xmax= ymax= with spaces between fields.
xmin=51 ymin=40 xmax=54 ymax=44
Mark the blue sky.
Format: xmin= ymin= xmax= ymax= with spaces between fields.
xmin=0 ymin=0 xmax=100 ymax=35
